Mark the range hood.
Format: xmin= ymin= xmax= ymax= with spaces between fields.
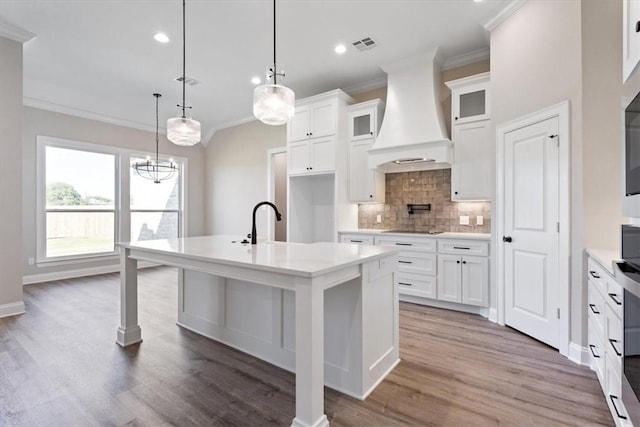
xmin=368 ymin=51 xmax=452 ymax=173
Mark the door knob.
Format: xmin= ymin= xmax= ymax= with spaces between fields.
xmin=503 ymin=236 xmax=513 ymax=243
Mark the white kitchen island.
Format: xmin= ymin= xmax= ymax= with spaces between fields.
xmin=116 ymin=235 xmax=399 ymax=427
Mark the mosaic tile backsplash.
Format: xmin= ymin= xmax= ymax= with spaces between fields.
xmin=358 ymin=169 xmax=491 ymax=233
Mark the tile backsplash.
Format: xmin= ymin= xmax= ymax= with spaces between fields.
xmin=358 ymin=169 xmax=491 ymax=233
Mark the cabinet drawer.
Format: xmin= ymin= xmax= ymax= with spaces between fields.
xmin=588 ymin=284 xmax=606 ymax=336
xmin=587 ymin=257 xmax=607 ymax=295
xmin=340 ymin=234 xmax=374 ymax=245
xmin=607 ymin=309 xmax=623 ymax=367
xmin=606 ymin=352 xmax=630 ymax=425
xmin=397 ymin=272 xmax=436 ymax=299
xmin=437 ymin=239 xmax=489 ymax=256
xmin=375 ymin=236 xmax=436 ymax=252
xmin=397 ymin=252 xmax=436 ymax=276
xmin=607 ymin=277 xmax=624 ymax=318
xmin=588 ymin=318 xmax=605 ymax=383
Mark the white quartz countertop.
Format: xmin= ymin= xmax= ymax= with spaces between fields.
xmin=585 ymin=248 xmax=621 ymax=276
xmin=118 ymin=235 xmax=398 ymax=278
xmin=339 ymin=229 xmax=491 ymax=240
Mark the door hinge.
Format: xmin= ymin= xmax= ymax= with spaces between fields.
xmin=557 ymin=308 xmax=560 ymax=319
xmin=557 ymin=222 xmax=560 ymax=232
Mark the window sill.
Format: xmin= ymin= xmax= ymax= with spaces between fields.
xmin=36 ymin=253 xmax=119 ymax=268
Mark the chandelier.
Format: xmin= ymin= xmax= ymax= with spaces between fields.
xmin=133 ymin=93 xmax=178 ymax=184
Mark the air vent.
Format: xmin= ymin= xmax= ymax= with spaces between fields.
xmin=174 ymin=76 xmax=200 ymax=86
xmin=352 ymin=37 xmax=377 ymax=52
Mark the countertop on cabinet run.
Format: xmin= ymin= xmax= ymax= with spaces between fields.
xmin=585 ymin=248 xmax=621 ymax=276
xmin=339 ymin=229 xmax=491 ymax=240
xmin=118 ymin=235 xmax=397 ymax=278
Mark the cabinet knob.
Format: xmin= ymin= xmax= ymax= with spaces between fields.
xmin=503 ymin=236 xmax=513 ymax=243
xmin=369 ymin=195 xmax=373 ymax=198
xmin=636 ymin=20 xmax=640 ymax=33
xmin=454 ymin=117 xmax=458 ymax=121
xmin=369 ymin=131 xmax=373 ymax=135
xmin=462 ymin=260 xmax=467 ymax=264
xmin=456 ymin=260 xmax=460 ymax=264
xmin=454 ymin=191 xmax=458 ymax=195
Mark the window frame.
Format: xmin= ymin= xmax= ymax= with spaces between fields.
xmin=36 ymin=135 xmax=187 ymax=266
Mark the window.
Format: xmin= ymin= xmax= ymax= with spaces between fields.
xmin=37 ymin=136 xmax=186 ymax=264
xmin=130 ymin=156 xmax=182 ymax=242
xmin=43 ymin=145 xmax=117 ymax=260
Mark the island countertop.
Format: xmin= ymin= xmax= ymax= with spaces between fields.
xmin=118 ymin=235 xmax=398 ymax=278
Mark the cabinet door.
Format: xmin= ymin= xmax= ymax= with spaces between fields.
xmin=310 ymin=101 xmax=336 ymax=139
xmin=349 ymin=107 xmax=376 ymax=141
xmin=623 ymin=0 xmax=640 ymax=82
xmin=451 ymin=120 xmax=492 ymax=201
xmin=349 ymin=140 xmax=377 ymax=202
xmin=437 ymin=254 xmax=462 ymax=303
xmin=310 ymin=138 xmax=335 ymax=173
xmin=452 ymin=80 xmax=490 ymax=124
xmin=288 ymin=105 xmax=311 ymax=142
xmin=461 ymin=256 xmax=488 ymax=307
xmin=288 ymin=142 xmax=310 ymax=175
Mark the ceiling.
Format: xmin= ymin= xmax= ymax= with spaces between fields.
xmin=0 ymin=0 xmax=511 ymax=143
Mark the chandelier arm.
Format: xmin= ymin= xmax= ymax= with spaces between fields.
xmin=273 ymin=0 xmax=277 ymax=85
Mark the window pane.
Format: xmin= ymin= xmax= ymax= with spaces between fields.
xmin=46 ymin=212 xmax=115 ymax=257
xmin=130 ymin=158 xmax=180 ymax=210
xmin=131 ymin=211 xmax=179 ymax=241
xmin=46 ymin=147 xmax=115 ymax=209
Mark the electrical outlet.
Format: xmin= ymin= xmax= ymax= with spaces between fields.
xmin=476 ymin=215 xmax=484 ymax=226
xmin=459 ymin=215 xmax=470 ymax=225
xmin=376 ymin=214 xmax=382 ymax=223
xmin=28 ymin=257 xmax=35 ymax=265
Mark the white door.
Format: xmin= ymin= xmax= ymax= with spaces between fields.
xmin=349 ymin=140 xmax=375 ymax=201
xmin=451 ymin=120 xmax=492 ymax=201
xmin=461 ymin=256 xmax=488 ymax=307
xmin=310 ymin=101 xmax=336 ymax=138
xmin=437 ymin=255 xmax=462 ymax=303
xmin=503 ymin=116 xmax=560 ymax=349
xmin=288 ymin=142 xmax=310 ymax=175
xmin=288 ymin=105 xmax=311 ymax=142
xmin=310 ymin=138 xmax=335 ymax=173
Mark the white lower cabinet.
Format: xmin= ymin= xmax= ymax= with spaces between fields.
xmin=587 ymin=254 xmax=632 ymax=427
xmin=437 ymin=254 xmax=488 ymax=307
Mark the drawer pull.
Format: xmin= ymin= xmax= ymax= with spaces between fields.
xmin=609 ymin=338 xmax=622 ymax=357
xmin=609 ymin=293 xmax=623 ymax=306
xmin=398 ymin=282 xmax=413 ymax=287
xmin=589 ymin=344 xmax=600 ymax=358
xmin=588 ymin=304 xmax=600 ymax=314
xmin=395 ymin=243 xmax=412 ymax=246
xmin=589 ymin=270 xmax=600 ymax=279
xmin=398 ymin=260 xmax=413 ymax=264
xmin=453 ymin=246 xmax=470 ymax=250
xmin=350 ymin=240 xmax=363 ymax=243
xmin=609 ymin=395 xmax=628 ymax=420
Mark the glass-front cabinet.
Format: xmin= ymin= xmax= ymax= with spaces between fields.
xmin=447 ymin=72 xmax=490 ymax=124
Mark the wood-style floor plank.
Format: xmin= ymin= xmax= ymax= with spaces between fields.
xmin=0 ymin=267 xmax=612 ymax=426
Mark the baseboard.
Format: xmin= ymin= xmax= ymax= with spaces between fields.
xmin=0 ymin=301 xmax=26 ymax=318
xmin=487 ymin=307 xmax=498 ymax=323
xmin=399 ymin=294 xmax=488 ymax=318
xmin=568 ymin=342 xmax=589 ymax=366
xmin=23 ymin=261 xmax=161 ymax=285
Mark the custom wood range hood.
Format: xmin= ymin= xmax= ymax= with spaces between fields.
xmin=368 ymin=50 xmax=453 ymax=173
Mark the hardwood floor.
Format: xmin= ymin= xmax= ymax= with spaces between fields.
xmin=0 ymin=267 xmax=612 ymax=426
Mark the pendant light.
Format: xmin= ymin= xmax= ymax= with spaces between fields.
xmin=133 ymin=94 xmax=177 ymax=184
xmin=253 ymin=0 xmax=295 ymax=126
xmin=167 ymin=0 xmax=201 ymax=146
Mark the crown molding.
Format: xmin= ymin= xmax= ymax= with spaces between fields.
xmin=484 ymin=0 xmax=528 ymax=32
xmin=342 ymin=76 xmax=388 ymax=95
xmin=0 ymin=18 xmax=36 ymax=43
xmin=441 ymin=48 xmax=490 ymax=71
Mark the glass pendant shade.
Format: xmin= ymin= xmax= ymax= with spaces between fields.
xmin=253 ymin=84 xmax=295 ymax=126
xmin=167 ymin=116 xmax=201 ymax=146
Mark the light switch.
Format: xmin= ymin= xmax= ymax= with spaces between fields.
xmin=476 ymin=215 xmax=484 ymax=225
xmin=459 ymin=215 xmax=470 ymax=225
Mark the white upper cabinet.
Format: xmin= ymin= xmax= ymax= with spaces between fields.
xmin=288 ymin=99 xmax=337 ymax=142
xmin=347 ymin=99 xmax=385 ymax=203
xmin=445 ymin=72 xmax=492 ymax=202
xmin=623 ymin=0 xmax=640 ymax=82
xmin=447 ymin=72 xmax=490 ymax=125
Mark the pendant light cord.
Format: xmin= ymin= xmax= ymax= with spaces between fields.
xmin=273 ymin=0 xmax=277 ymax=85
xmin=181 ymin=0 xmax=187 ymax=119
xmin=154 ymin=93 xmax=161 ymax=181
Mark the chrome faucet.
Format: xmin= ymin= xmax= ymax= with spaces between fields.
xmin=250 ymin=201 xmax=282 ymax=245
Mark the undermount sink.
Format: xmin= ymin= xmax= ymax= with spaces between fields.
xmin=382 ymin=230 xmax=443 ymax=235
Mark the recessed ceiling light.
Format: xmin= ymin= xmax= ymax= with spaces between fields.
xmin=334 ymin=44 xmax=347 ymax=54
xmin=473 ymin=0 xmax=483 ymax=2
xmin=153 ymin=32 xmax=170 ymax=43
xmin=251 ymin=76 xmax=261 ymax=85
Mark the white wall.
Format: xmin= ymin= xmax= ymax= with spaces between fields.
xmin=205 ymin=120 xmax=286 ymax=237
xmin=0 ymin=36 xmax=24 ymax=315
xmin=22 ymin=107 xmax=206 ymax=278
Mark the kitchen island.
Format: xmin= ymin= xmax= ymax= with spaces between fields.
xmin=117 ymin=235 xmax=399 ymax=427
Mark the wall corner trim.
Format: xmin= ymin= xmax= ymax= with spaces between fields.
xmin=0 ymin=301 xmax=26 ymax=319
xmin=568 ymin=342 xmax=590 ymax=366
xmin=441 ymin=48 xmax=490 ymax=71
xmin=0 ymin=18 xmax=36 ymax=43
xmin=484 ymin=0 xmax=528 ymax=32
